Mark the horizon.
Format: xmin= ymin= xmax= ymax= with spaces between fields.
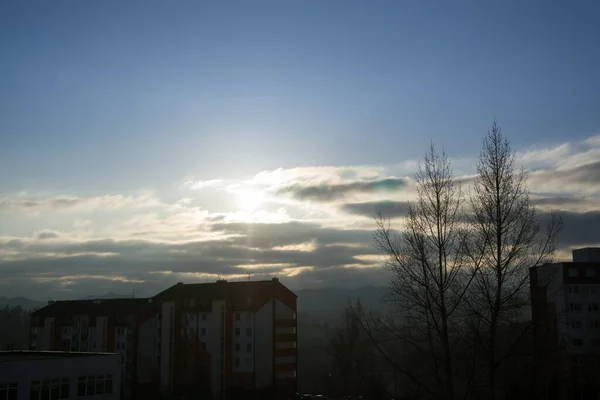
xmin=1 ymin=1 xmax=599 ymax=300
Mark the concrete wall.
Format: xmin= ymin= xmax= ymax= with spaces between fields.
xmin=40 ymin=317 xmax=54 ymax=350
xmin=254 ymin=299 xmax=273 ymax=389
xmin=160 ymin=302 xmax=174 ymax=396
xmin=0 ymin=353 xmax=121 ymax=400
xmin=137 ymin=315 xmax=156 ymax=383
xmin=210 ymin=300 xmax=225 ymax=397
xmin=96 ymin=317 xmax=108 ymax=352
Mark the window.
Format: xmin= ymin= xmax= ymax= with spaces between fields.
xmin=569 ymin=286 xmax=580 ymax=294
xmin=590 ymin=286 xmax=599 ymax=295
xmin=246 ymin=343 xmax=252 ymax=352
xmin=571 ymin=303 xmax=582 ymax=312
xmin=587 ymin=269 xmax=596 ymax=278
xmin=201 ymin=328 xmax=206 ymax=336
xmin=202 ymin=313 xmax=206 ymax=321
xmin=0 ymin=382 xmax=17 ymax=400
xmin=235 ymin=343 xmax=240 ymax=352
xmin=76 ymin=375 xmax=112 ymax=397
xmin=569 ymin=268 xmax=579 ymax=277
xmin=235 ymin=328 xmax=240 ymax=336
xmin=235 ymin=358 xmax=240 ymax=367
xmin=246 ymin=327 xmax=252 ymax=337
xmin=573 ymin=338 xmax=583 ymax=347
xmin=235 ymin=313 xmax=240 ymax=321
xmin=590 ymin=303 xmax=599 ymax=312
xmin=572 ymin=320 xmax=582 ymax=329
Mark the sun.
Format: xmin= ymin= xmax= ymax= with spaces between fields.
xmin=238 ymin=189 xmax=265 ymax=211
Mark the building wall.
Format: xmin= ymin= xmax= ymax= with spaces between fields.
xmin=159 ymin=301 xmax=175 ymax=396
xmin=210 ymin=300 xmax=226 ymax=397
xmin=255 ymin=299 xmax=274 ymax=389
xmin=136 ymin=315 xmax=156 ymax=383
xmin=0 ymin=354 xmax=122 ymax=400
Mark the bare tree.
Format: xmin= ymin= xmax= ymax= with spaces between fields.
xmin=465 ymin=121 xmax=562 ymax=399
xmin=365 ymin=144 xmax=472 ymax=400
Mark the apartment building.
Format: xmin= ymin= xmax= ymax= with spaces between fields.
xmin=29 ymin=278 xmax=298 ymax=399
xmin=152 ymin=277 xmax=298 ymax=399
xmin=29 ymin=298 xmax=156 ymax=398
xmin=530 ymin=247 xmax=600 ymax=399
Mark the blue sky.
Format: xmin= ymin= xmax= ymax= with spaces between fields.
xmin=2 ymin=0 xmax=599 ymax=194
xmin=0 ymin=1 xmax=599 ymax=298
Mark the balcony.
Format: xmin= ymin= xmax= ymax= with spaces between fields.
xmin=275 ymin=347 xmax=295 ymax=357
xmin=274 ymin=333 xmax=296 ymax=342
xmin=275 ymin=319 xmax=296 ymax=328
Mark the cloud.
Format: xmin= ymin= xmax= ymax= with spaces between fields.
xmin=528 ymin=161 xmax=600 ymax=195
xmin=183 ymin=179 xmax=224 ymax=190
xmin=35 ymin=230 xmax=61 ymax=240
xmin=277 ymin=178 xmax=408 ymax=202
xmin=341 ymin=200 xmax=411 ymax=218
xmin=0 ymin=193 xmax=160 ymax=214
xmin=2 ymin=133 xmax=600 ymax=299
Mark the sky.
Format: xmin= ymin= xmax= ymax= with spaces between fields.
xmin=0 ymin=1 xmax=599 ymax=300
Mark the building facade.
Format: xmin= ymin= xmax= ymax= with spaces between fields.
xmin=0 ymin=351 xmax=121 ymax=400
xmin=530 ymin=247 xmax=600 ymax=399
xmin=152 ymin=277 xmax=298 ymax=399
xmin=30 ymin=298 xmax=155 ymax=398
xmin=29 ymin=278 xmax=298 ymax=399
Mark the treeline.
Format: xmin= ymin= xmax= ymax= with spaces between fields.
xmin=0 ymin=305 xmax=30 ymax=350
xmin=325 ymin=122 xmax=567 ymax=400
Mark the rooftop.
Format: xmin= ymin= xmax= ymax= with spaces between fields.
xmin=0 ymin=350 xmax=119 ymax=363
xmin=31 ymin=297 xmax=153 ymax=317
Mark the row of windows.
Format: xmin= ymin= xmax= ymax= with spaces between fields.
xmin=235 ymin=327 xmax=252 ymax=337
xmin=571 ymin=320 xmax=600 ymax=329
xmin=234 ymin=358 xmax=253 ymax=368
xmin=568 ymin=268 xmax=597 ymax=278
xmin=568 ymin=286 xmax=599 ymax=295
xmin=77 ymin=375 xmax=113 ymax=397
xmin=569 ymin=303 xmax=600 ymax=312
xmin=0 ymin=383 xmax=17 ymax=400
xmin=30 ymin=378 xmax=69 ymax=400
xmin=572 ymin=338 xmax=600 ymax=347
xmin=235 ymin=343 xmax=252 ymax=352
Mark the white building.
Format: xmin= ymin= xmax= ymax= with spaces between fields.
xmin=0 ymin=351 xmax=121 ymax=400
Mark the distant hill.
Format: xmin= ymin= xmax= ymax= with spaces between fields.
xmin=295 ymin=286 xmax=388 ymax=324
xmin=0 ymin=297 xmax=44 ymax=310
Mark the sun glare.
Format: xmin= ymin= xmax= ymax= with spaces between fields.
xmin=238 ymin=189 xmax=265 ymax=211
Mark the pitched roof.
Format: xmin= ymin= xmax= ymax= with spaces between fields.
xmin=31 ymin=298 xmax=153 ymax=317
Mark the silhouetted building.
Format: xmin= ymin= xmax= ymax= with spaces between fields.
xmin=29 ymin=278 xmax=298 ymax=399
xmin=0 ymin=350 xmax=121 ymax=400
xmin=530 ymin=247 xmax=600 ymax=400
xmin=152 ymin=277 xmax=298 ymax=399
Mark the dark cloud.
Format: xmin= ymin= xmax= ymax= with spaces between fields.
xmin=530 ymin=161 xmax=600 ymax=188
xmin=532 ymin=196 xmax=593 ymax=208
xmin=538 ymin=210 xmax=600 ymax=248
xmin=210 ymin=221 xmax=374 ymax=249
xmin=0 ymin=221 xmax=381 ymax=299
xmin=277 ymin=178 xmax=408 ymax=202
xmin=341 ymin=201 xmax=410 ymax=218
xmin=36 ymin=231 xmax=60 ymax=240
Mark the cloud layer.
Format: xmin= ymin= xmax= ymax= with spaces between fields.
xmin=1 ymin=134 xmax=599 ymax=300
